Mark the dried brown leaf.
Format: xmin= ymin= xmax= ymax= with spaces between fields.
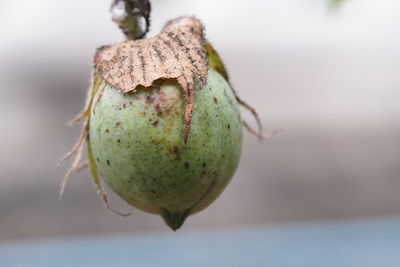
xmin=94 ymin=17 xmax=209 ymax=143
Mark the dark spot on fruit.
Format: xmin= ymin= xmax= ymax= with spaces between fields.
xmin=118 ymin=108 xmax=122 ymax=111
xmin=228 ymin=124 xmax=231 ymax=129
xmin=202 ymin=171 xmax=206 ymax=175
xmin=107 ymin=160 xmax=111 ymax=166
xmin=173 ymin=146 xmax=180 ymax=157
xmin=117 ymin=139 xmax=121 ymax=143
xmin=116 ymin=122 xmax=121 ymax=127
xmin=213 ymin=97 xmax=218 ymax=104
xmin=202 ymin=163 xmax=206 ymax=167
xmin=151 ymin=190 xmax=157 ymax=194
xmin=123 ymin=103 xmax=126 ymax=109
xmin=105 ymin=129 xmax=109 ymax=133
xmin=184 ymin=162 xmax=190 ymax=169
xmin=155 ymin=104 xmax=163 ymax=117
xmin=145 ymin=95 xmax=155 ymax=104
xmin=223 ymin=154 xmax=225 ymax=158
xmin=164 ymin=106 xmax=172 ymax=114
xmin=152 ymin=120 xmax=159 ymax=127
xmin=168 ymin=146 xmax=181 ymax=161
xmin=96 ymin=158 xmax=100 ymax=162
xmin=129 ymin=101 xmax=133 ymax=105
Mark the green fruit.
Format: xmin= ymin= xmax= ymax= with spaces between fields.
xmin=89 ymin=67 xmax=242 ymax=230
xmin=62 ymin=13 xmax=262 ymax=231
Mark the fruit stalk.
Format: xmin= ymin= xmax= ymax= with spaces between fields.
xmin=111 ymin=0 xmax=151 ymax=40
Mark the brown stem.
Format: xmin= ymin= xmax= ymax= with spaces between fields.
xmin=111 ymin=0 xmax=151 ymax=40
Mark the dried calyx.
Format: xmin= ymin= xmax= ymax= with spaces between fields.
xmin=95 ymin=17 xmax=208 ymax=143
xmin=107 ymin=0 xmax=264 ymax=142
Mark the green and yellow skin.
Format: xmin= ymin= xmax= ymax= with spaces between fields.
xmin=85 ymin=43 xmax=242 ymax=230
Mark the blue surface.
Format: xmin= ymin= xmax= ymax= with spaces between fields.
xmin=1 ymin=217 xmax=400 ymax=267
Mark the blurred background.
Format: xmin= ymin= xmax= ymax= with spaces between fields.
xmin=0 ymin=0 xmax=399 ymax=242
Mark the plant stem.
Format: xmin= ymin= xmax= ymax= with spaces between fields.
xmin=111 ymin=0 xmax=151 ymax=40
